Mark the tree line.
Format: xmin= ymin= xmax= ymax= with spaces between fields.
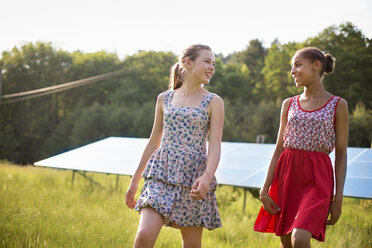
xmin=1 ymin=22 xmax=371 ymax=164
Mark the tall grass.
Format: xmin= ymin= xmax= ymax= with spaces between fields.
xmin=0 ymin=162 xmax=371 ymax=247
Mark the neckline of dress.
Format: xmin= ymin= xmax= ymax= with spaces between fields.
xmin=297 ymin=95 xmax=335 ymax=113
xmin=168 ymin=90 xmax=209 ymax=109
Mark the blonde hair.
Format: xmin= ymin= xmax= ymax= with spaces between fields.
xmin=169 ymin=44 xmax=212 ymax=90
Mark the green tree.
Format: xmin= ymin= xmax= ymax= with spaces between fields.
xmin=0 ymin=42 xmax=123 ymax=163
xmin=224 ymin=39 xmax=267 ymax=88
xmin=260 ymin=40 xmax=300 ymax=101
xmin=304 ymin=22 xmax=372 ymax=109
xmin=119 ymin=51 xmax=176 ymax=103
xmin=349 ymin=102 xmax=372 ymax=147
xmin=240 ymin=39 xmax=267 ymax=83
xmin=0 ymin=42 xmax=73 ymax=163
xmin=40 ymin=51 xmax=175 ymax=158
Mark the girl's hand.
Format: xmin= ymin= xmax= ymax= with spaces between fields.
xmin=260 ymin=193 xmax=280 ymax=215
xmin=327 ymin=198 xmax=342 ymax=225
xmin=189 ymin=173 xmax=211 ymax=200
xmin=125 ymin=182 xmax=138 ymax=209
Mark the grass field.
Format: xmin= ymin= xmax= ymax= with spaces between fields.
xmin=0 ymin=161 xmax=371 ymax=248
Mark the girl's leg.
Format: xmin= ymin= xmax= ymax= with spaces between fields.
xmin=180 ymin=226 xmax=203 ymax=248
xmin=280 ymin=233 xmax=292 ymax=248
xmin=291 ymin=228 xmax=311 ymax=248
xmin=133 ymin=207 xmax=164 ymax=248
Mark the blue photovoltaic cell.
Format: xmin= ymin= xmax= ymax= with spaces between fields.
xmin=355 ymin=149 xmax=372 ymax=161
xmin=219 ymin=154 xmax=270 ymax=170
xmin=215 ymin=167 xmax=255 ymax=186
xmin=347 ymin=162 xmax=372 ymax=178
xmin=331 ymin=147 xmax=372 ymax=198
xmin=343 ymin=177 xmax=372 ymax=199
xmin=235 ymin=169 xmax=268 ymax=189
xmin=34 ymin=137 xmax=372 ymax=199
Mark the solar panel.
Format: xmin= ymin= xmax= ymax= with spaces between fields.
xmin=216 ymin=142 xmax=275 ymax=188
xmin=339 ymin=148 xmax=372 ymax=198
xmin=34 ymin=137 xmax=147 ymax=175
xmin=34 ymin=137 xmax=372 ymax=199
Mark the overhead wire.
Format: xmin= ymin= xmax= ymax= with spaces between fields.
xmin=0 ymin=68 xmax=127 ymax=104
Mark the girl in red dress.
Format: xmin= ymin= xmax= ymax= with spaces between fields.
xmin=254 ymin=47 xmax=349 ymax=247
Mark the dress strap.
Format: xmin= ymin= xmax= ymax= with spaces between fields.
xmin=163 ymin=90 xmax=174 ymax=107
xmin=200 ymin=92 xmax=216 ymax=108
xmin=287 ymin=96 xmax=297 ymax=115
xmin=332 ymin=96 xmax=341 ymax=127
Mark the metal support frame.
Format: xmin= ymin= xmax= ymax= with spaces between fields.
xmin=71 ymin=170 xmax=104 ymax=189
xmin=242 ymin=187 xmax=260 ymax=213
xmin=243 ymin=188 xmax=248 ymax=213
xmin=71 ymin=170 xmax=121 ymax=190
xmin=72 ymin=170 xmax=76 ymax=188
xmin=0 ymin=64 xmax=2 ymax=111
xmin=116 ymin=175 xmax=119 ymax=190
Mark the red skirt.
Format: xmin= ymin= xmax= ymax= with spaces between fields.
xmin=254 ymin=149 xmax=334 ymax=242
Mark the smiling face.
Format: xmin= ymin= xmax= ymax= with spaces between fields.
xmin=187 ymin=49 xmax=215 ymax=85
xmin=290 ymin=53 xmax=320 ymax=87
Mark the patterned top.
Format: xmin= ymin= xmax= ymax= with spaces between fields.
xmin=283 ymin=95 xmax=341 ymax=154
xmin=142 ymin=90 xmax=217 ymax=190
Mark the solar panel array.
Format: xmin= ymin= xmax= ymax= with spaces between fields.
xmin=34 ymin=137 xmax=372 ymax=199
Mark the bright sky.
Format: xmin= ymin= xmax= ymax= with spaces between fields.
xmin=1 ymin=0 xmax=371 ymax=58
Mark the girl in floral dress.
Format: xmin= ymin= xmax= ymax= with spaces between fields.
xmin=254 ymin=47 xmax=348 ymax=247
xmin=125 ymin=44 xmax=224 ymax=248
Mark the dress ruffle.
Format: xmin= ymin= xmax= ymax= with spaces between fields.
xmin=135 ymin=179 xmax=222 ymax=230
xmin=142 ymin=145 xmax=217 ymax=191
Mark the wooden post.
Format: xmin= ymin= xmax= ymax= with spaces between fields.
xmin=72 ymin=170 xmax=76 ymax=188
xmin=116 ymin=175 xmax=119 ymax=191
xmin=0 ymin=64 xmax=3 ymax=109
xmin=243 ymin=188 xmax=247 ymax=213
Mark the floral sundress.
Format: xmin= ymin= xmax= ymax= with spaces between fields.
xmin=135 ymin=90 xmax=222 ymax=230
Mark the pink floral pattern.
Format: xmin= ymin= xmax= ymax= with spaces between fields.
xmin=283 ymin=95 xmax=341 ymax=154
xmin=135 ymin=90 xmax=222 ymax=230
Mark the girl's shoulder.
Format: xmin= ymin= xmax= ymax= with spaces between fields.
xmin=283 ymin=96 xmax=296 ymax=104
xmin=335 ymin=97 xmax=348 ymax=115
xmin=281 ymin=96 xmax=299 ymax=115
xmin=205 ymin=92 xmax=224 ymax=111
xmin=282 ymin=96 xmax=297 ymax=107
xmin=157 ymin=90 xmax=173 ymax=100
xmin=205 ymin=91 xmax=223 ymax=104
xmin=204 ymin=90 xmax=221 ymax=99
xmin=156 ymin=91 xmax=173 ymax=107
xmin=158 ymin=90 xmax=172 ymax=96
